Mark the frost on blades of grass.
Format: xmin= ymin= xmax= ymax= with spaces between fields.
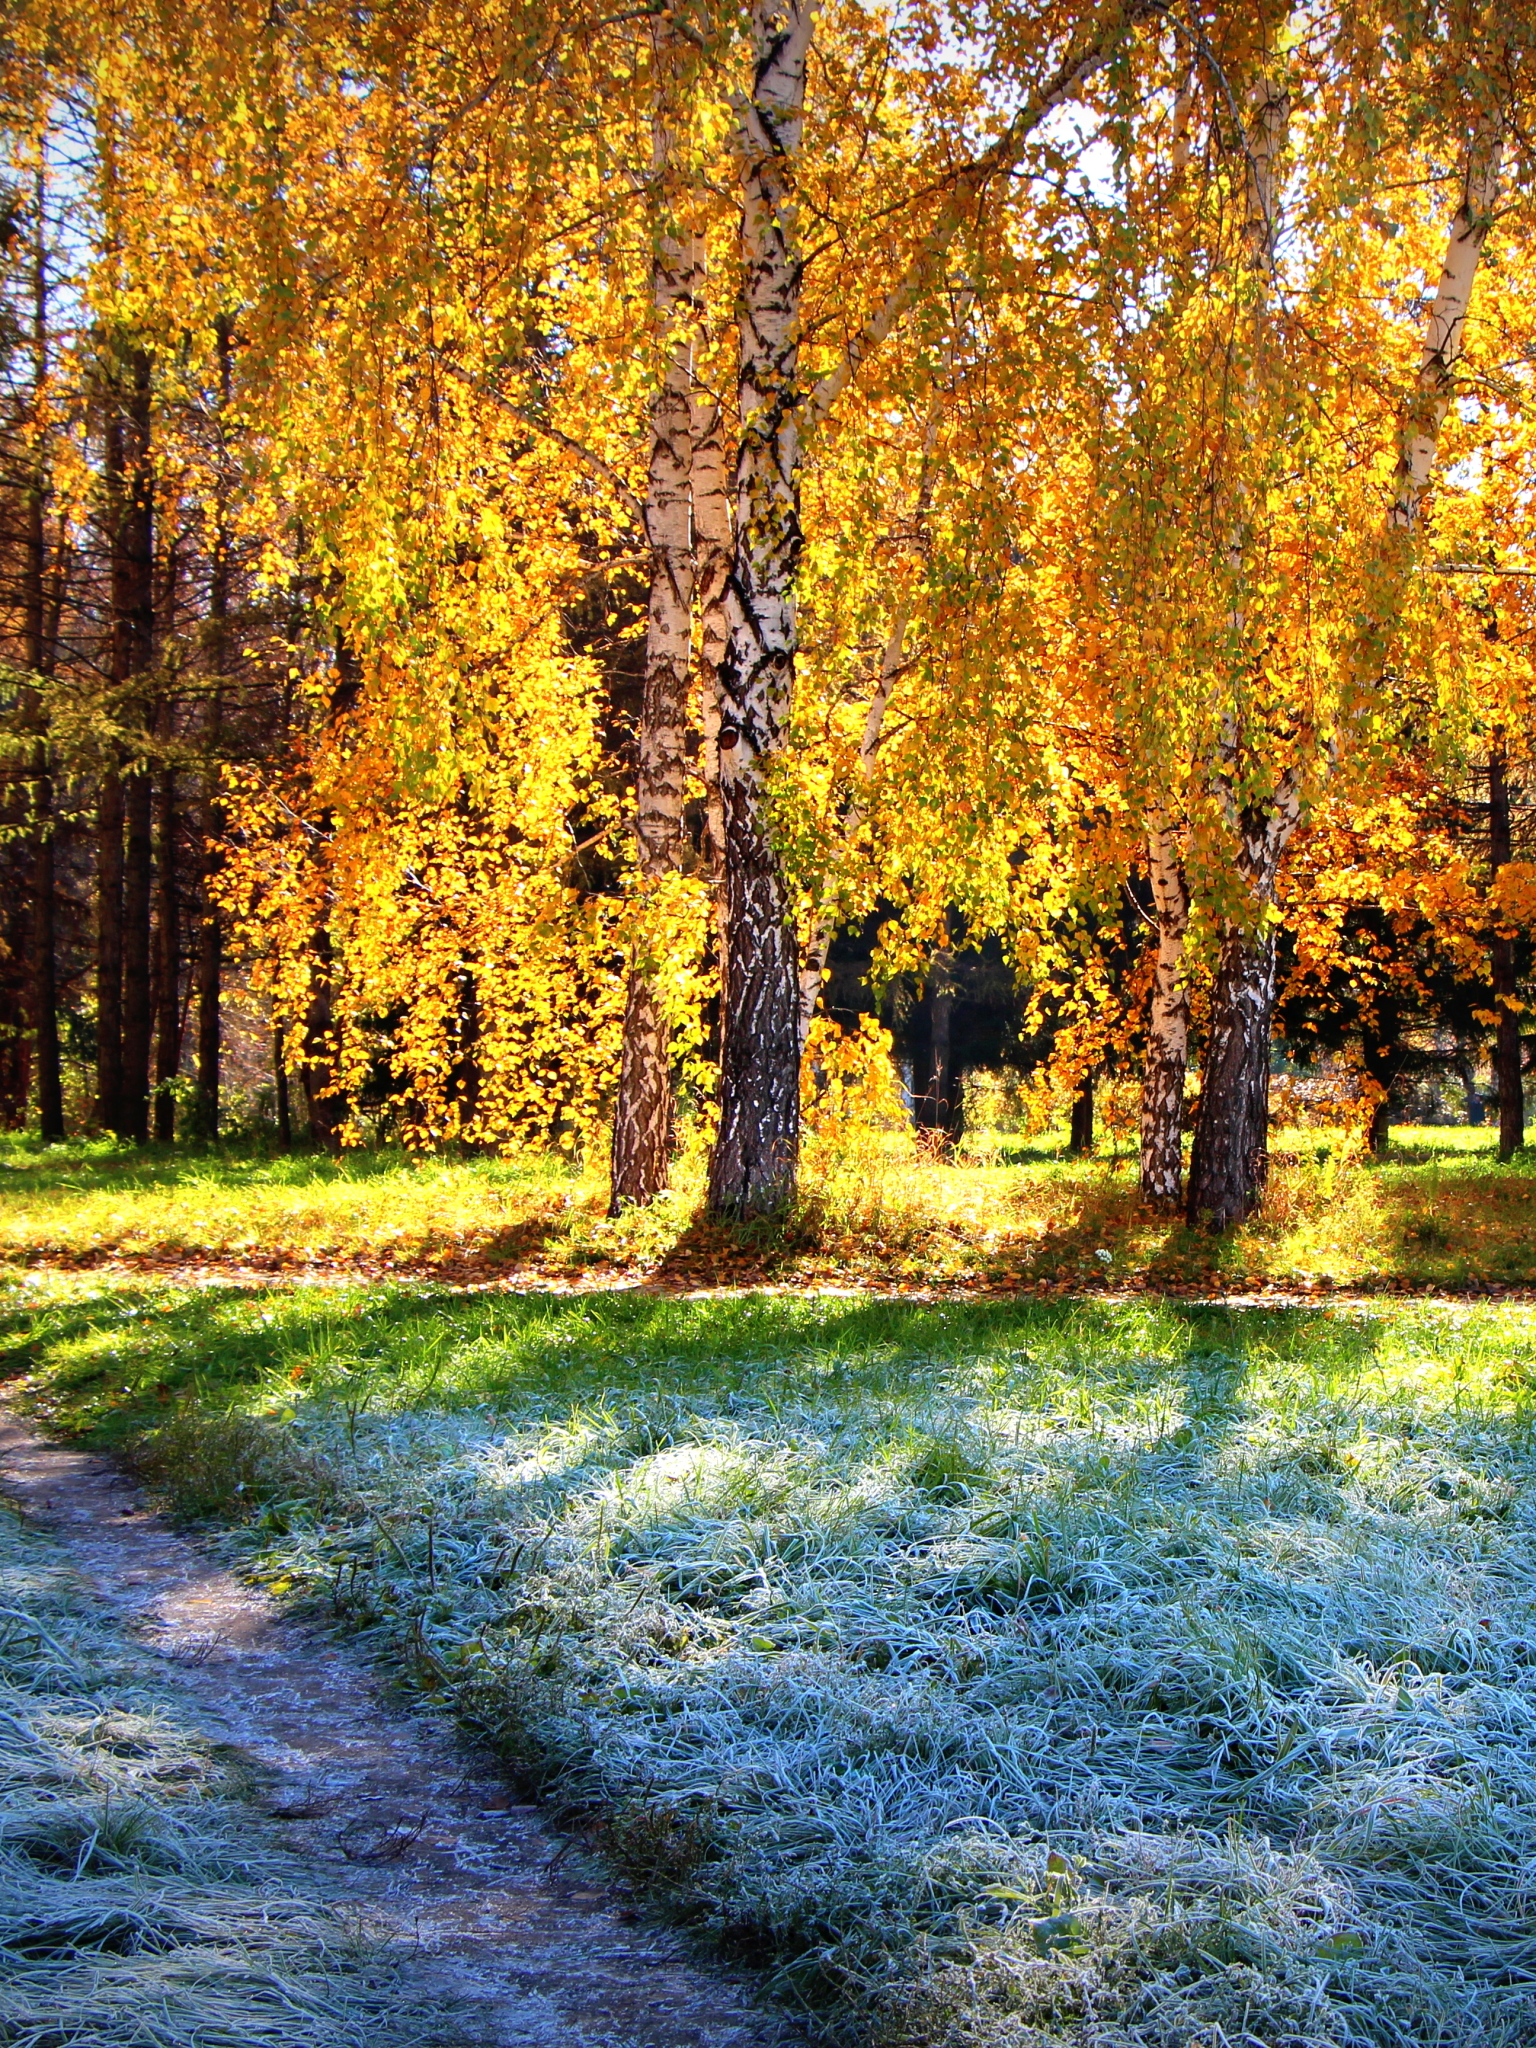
xmin=0 ymin=1509 xmax=427 ymax=2048
xmin=129 ymin=1302 xmax=1536 ymax=2046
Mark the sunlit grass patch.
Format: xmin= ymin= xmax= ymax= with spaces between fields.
xmin=12 ymin=1278 xmax=1536 ymax=2043
xmin=1 ymin=1123 xmax=1531 ymax=1293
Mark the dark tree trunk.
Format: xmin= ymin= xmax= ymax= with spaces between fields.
xmin=1186 ymin=926 xmax=1277 ymax=1229
xmin=1490 ymin=735 xmax=1524 ymax=1160
xmin=1068 ymin=1072 xmax=1095 ymax=1158
xmin=120 ymin=767 xmax=153 ymax=1142
xmin=294 ymin=631 xmax=358 ymax=1156
xmin=274 ymin=1025 xmax=292 ymax=1148
xmin=193 ymin=772 xmax=222 ymax=1139
xmin=95 ymin=770 xmax=124 ymax=1132
xmin=152 ymin=759 xmax=179 ymax=1140
xmin=706 ymin=780 xmax=801 ymax=1219
xmin=192 ymin=314 xmax=233 ymax=1142
xmin=99 ymin=338 xmax=154 ymax=1141
xmin=24 ymin=223 xmax=62 ymax=1140
xmin=912 ymin=951 xmax=964 ymax=1144
xmin=449 ymin=966 xmax=481 ymax=1139
xmin=301 ymin=925 xmax=344 ymax=1154
xmin=1362 ymin=1028 xmax=1398 ymax=1157
xmin=32 ymin=799 xmax=61 ymax=1141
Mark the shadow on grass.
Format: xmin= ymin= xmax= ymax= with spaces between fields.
xmin=3 ymin=1274 xmax=1403 ymax=1456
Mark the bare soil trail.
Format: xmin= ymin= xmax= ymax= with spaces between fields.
xmin=12 ymin=1249 xmax=1535 ymax=1307
xmin=0 ymin=1409 xmax=803 ymax=2048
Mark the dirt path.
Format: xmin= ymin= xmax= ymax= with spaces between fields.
xmin=0 ymin=1410 xmax=802 ymax=2048
xmin=12 ymin=1251 xmax=1536 ymax=1308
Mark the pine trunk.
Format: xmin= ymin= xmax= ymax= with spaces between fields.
xmin=1139 ymin=822 xmax=1189 ymax=1209
xmin=706 ymin=0 xmax=812 ymax=1223
xmin=193 ymin=315 xmax=233 ymax=1141
xmin=1490 ymin=735 xmax=1524 ymax=1160
xmin=609 ymin=43 xmax=698 ymax=1211
xmin=1186 ymin=926 xmax=1277 ymax=1228
xmin=194 ymin=744 xmax=223 ymax=1139
xmin=25 ymin=182 xmax=62 ymax=1141
xmin=95 ymin=773 xmax=124 ymax=1132
xmin=121 ymin=767 xmax=153 ymax=1143
xmin=153 ymin=760 xmax=179 ymax=1141
xmin=99 ymin=339 xmax=154 ymax=1142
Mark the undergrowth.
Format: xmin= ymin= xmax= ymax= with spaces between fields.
xmin=0 ymin=1492 xmax=430 ymax=2047
xmin=19 ymin=1278 xmax=1536 ymax=2045
xmin=2 ymin=1125 xmax=1534 ymax=1292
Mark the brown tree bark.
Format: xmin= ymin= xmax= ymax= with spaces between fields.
xmin=1068 ymin=1072 xmax=1095 ymax=1158
xmin=298 ymin=632 xmax=359 ymax=1154
xmin=95 ymin=768 xmax=125 ymax=1133
xmin=1139 ymin=819 xmax=1189 ymax=1208
xmin=1187 ymin=924 xmax=1278 ymax=1228
xmin=192 ymin=312 xmax=233 ymax=1141
xmin=274 ymin=1024 xmax=292 ymax=1148
xmin=152 ymin=755 xmax=179 ymax=1141
xmin=121 ymin=765 xmax=153 ymax=1142
xmin=25 ymin=167 xmax=62 ymax=1141
xmin=98 ymin=339 xmax=154 ymax=1141
xmin=1490 ymin=733 xmax=1524 ymax=1160
xmin=913 ymin=951 xmax=963 ymax=1145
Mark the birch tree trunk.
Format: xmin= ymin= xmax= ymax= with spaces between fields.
xmin=609 ymin=30 xmax=701 ymax=1209
xmin=1139 ymin=817 xmax=1189 ymax=1209
xmin=693 ymin=387 xmax=732 ymax=980
xmin=706 ymin=0 xmax=812 ymax=1222
xmin=1184 ymin=59 xmax=1291 ymax=1228
xmin=706 ymin=0 xmax=1156 ymax=1217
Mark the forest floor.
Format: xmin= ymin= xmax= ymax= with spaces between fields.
xmin=6 ymin=1265 xmax=1536 ymax=2046
xmin=0 ymin=1122 xmax=1532 ymax=1298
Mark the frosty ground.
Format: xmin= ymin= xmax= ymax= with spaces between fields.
xmin=9 ymin=1268 xmax=1536 ymax=2046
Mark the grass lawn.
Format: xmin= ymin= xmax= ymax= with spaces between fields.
xmin=0 ymin=1122 xmax=1534 ymax=1296
xmin=10 ymin=1272 xmax=1536 ymax=2044
xmin=0 ymin=1454 xmax=425 ymax=2047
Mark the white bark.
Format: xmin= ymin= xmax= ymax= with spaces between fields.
xmin=707 ymin=0 xmax=814 ymax=1219
xmin=693 ymin=387 xmax=731 ymax=976
xmin=1391 ymin=108 xmax=1504 ymax=529
xmin=610 ymin=22 xmax=703 ymax=1210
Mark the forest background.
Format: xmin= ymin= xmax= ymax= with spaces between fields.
xmin=0 ymin=0 xmax=1532 ymax=1261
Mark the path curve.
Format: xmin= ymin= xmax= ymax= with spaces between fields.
xmin=0 ymin=1409 xmax=803 ymax=2048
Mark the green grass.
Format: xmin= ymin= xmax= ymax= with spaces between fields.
xmin=2 ymin=1124 xmax=1534 ymax=1294
xmin=10 ymin=1272 xmax=1536 ymax=2044
xmin=0 ymin=1454 xmax=431 ymax=2047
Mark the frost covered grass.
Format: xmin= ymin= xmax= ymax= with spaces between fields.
xmin=2 ymin=1124 xmax=1534 ymax=1292
xmin=0 ymin=1486 xmax=428 ymax=2047
xmin=12 ymin=1278 xmax=1536 ymax=2044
